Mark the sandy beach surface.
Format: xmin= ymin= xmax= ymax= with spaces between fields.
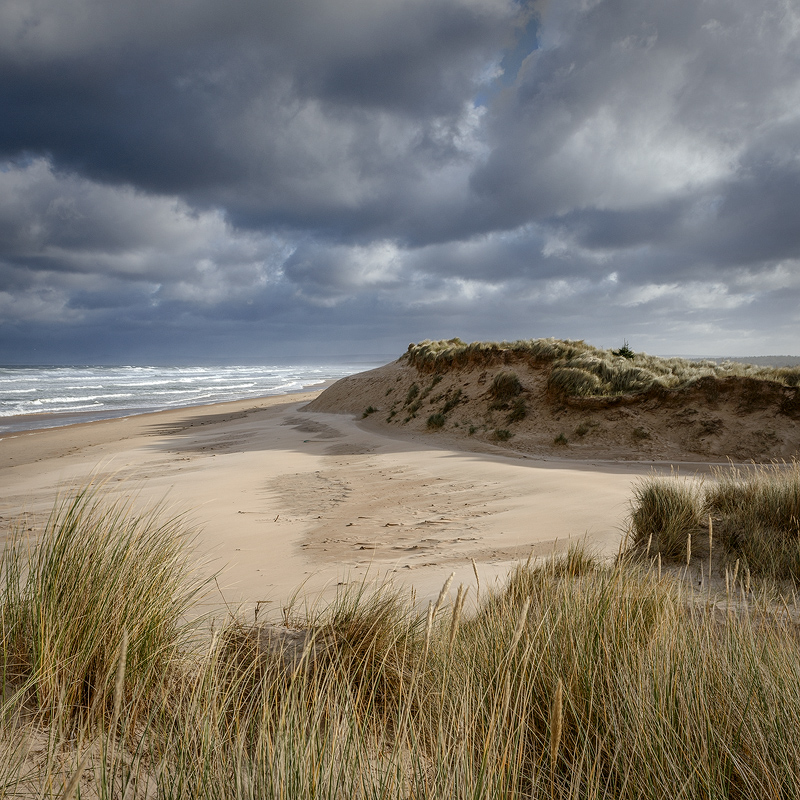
xmin=0 ymin=390 xmax=702 ymax=620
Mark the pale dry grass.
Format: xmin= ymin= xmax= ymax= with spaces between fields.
xmin=1 ymin=485 xmax=207 ymax=729
xmin=629 ymin=461 xmax=800 ymax=582
xmin=4 ymin=487 xmax=800 ymax=797
xmin=403 ymin=338 xmax=800 ymax=398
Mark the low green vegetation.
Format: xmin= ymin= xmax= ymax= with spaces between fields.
xmin=6 ymin=482 xmax=800 ymax=797
xmin=362 ymin=405 xmax=377 ymax=417
xmin=629 ymin=461 xmax=800 ymax=580
xmin=489 ymin=370 xmax=523 ymax=402
xmin=612 ymin=340 xmax=635 ymax=359
xmin=494 ymin=428 xmax=513 ymax=441
xmin=415 ymin=375 xmax=443 ymax=407
xmin=427 ymin=412 xmax=446 ymax=429
xmin=403 ymin=338 xmax=800 ymax=398
xmin=441 ymin=387 xmax=464 ymax=414
xmin=506 ymin=397 xmax=527 ymax=423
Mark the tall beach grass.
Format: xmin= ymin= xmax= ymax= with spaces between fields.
xmin=4 ymin=485 xmax=800 ymax=797
xmin=629 ymin=460 xmax=800 ymax=581
xmin=1 ymin=485 xmax=207 ymax=728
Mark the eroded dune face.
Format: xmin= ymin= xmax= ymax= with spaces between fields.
xmin=306 ymin=341 xmax=800 ymax=463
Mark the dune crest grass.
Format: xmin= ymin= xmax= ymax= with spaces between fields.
xmin=5 ymin=487 xmax=800 ymax=796
xmin=402 ymin=337 xmax=800 ymax=398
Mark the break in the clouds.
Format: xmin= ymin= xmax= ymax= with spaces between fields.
xmin=0 ymin=0 xmax=798 ymax=363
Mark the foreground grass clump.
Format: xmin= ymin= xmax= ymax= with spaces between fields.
xmin=630 ymin=475 xmax=705 ymax=560
xmin=403 ymin=337 xmax=800 ymax=398
xmin=164 ymin=551 xmax=800 ymax=799
xmin=7 ymin=489 xmax=800 ymax=798
xmin=0 ymin=486 xmax=205 ymax=725
xmin=629 ymin=461 xmax=800 ymax=580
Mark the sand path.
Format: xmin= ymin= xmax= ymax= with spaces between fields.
xmin=0 ymin=391 xmax=701 ymax=619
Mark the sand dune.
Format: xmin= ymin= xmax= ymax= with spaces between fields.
xmin=306 ymin=353 xmax=800 ymax=461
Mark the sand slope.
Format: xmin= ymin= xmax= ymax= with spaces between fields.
xmin=306 ymin=357 xmax=800 ymax=462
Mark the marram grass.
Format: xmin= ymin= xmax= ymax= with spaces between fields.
xmin=402 ymin=337 xmax=800 ymax=398
xmin=629 ymin=460 xmax=800 ymax=581
xmin=5 ymin=487 xmax=800 ymax=797
xmin=1 ymin=484 xmax=207 ymax=726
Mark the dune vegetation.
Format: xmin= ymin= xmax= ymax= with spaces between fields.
xmin=403 ymin=337 xmax=800 ymax=398
xmin=306 ymin=337 xmax=800 ymax=462
xmin=629 ymin=459 xmax=800 ymax=582
xmin=3 ymin=481 xmax=800 ymax=798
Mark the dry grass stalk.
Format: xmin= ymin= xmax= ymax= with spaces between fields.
xmin=508 ymin=597 xmax=531 ymax=654
xmin=58 ymin=752 xmax=90 ymax=800
xmin=107 ymin=628 xmax=129 ymax=780
xmin=449 ymin=584 xmax=467 ymax=653
xmin=424 ymin=600 xmax=435 ymax=656
xmin=111 ymin=629 xmax=129 ymax=731
xmin=708 ymin=515 xmax=713 ymax=587
xmin=434 ymin=572 xmax=455 ymax=617
xmin=726 ymin=568 xmax=731 ymax=609
xmin=550 ymin=677 xmax=564 ymax=766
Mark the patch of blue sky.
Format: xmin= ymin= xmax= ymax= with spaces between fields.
xmin=474 ymin=14 xmax=539 ymax=108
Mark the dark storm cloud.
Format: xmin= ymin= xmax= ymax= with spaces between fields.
xmin=1 ymin=0 xmax=799 ymax=363
xmin=0 ymin=0 xmax=514 ymax=226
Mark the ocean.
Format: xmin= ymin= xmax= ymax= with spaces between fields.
xmin=0 ymin=361 xmax=383 ymax=434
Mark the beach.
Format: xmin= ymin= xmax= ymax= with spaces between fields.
xmin=0 ymin=386 xmax=689 ymax=619
xmin=5 ymin=381 xmax=800 ymax=799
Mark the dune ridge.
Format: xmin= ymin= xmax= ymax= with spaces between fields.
xmin=306 ymin=338 xmax=800 ymax=462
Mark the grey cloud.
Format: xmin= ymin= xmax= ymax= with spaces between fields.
xmin=0 ymin=0 xmax=516 ymax=227
xmin=2 ymin=0 xmax=800 ymax=362
xmin=473 ymin=0 xmax=800 ymax=222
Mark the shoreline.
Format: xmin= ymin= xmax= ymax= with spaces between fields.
xmin=0 ymin=378 xmax=338 ymax=436
xmin=0 ymin=384 xmax=688 ymax=618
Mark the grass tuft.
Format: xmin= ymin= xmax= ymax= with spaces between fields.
xmin=628 ymin=462 xmax=800 ymax=579
xmin=0 ymin=484 xmax=206 ymax=727
xmin=489 ymin=371 xmax=523 ymax=402
xmin=405 ymin=383 xmax=420 ymax=405
xmin=506 ymin=397 xmax=527 ymax=423
xmin=629 ymin=475 xmax=704 ymax=560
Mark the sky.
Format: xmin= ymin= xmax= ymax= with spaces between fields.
xmin=1 ymin=0 xmax=799 ymax=364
